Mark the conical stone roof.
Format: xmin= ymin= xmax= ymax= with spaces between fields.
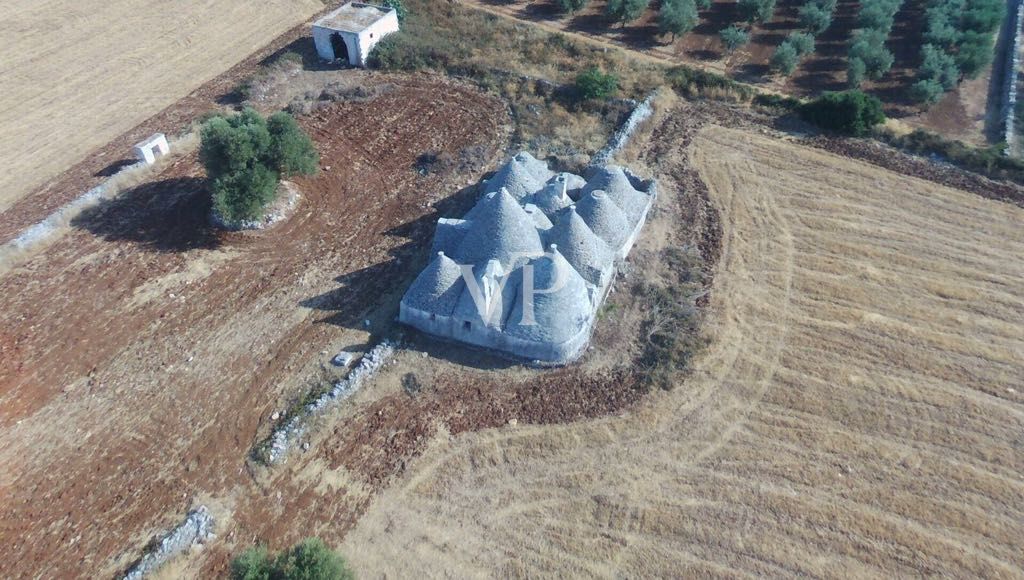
xmin=550 ymin=172 xmax=586 ymax=194
xmin=455 ymin=189 xmax=544 ymax=268
xmin=582 ymin=165 xmax=650 ymax=224
xmin=575 ymin=190 xmax=630 ymax=250
xmin=527 ymin=178 xmax=573 ymax=217
xmin=505 ymin=245 xmax=591 ymax=344
xmin=545 ymin=207 xmax=612 ymax=286
xmin=485 ymin=152 xmax=554 ymax=200
xmin=403 ymin=252 xmax=466 ymax=316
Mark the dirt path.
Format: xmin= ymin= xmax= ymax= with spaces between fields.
xmin=338 ymin=112 xmax=1024 ymax=577
xmin=0 ymin=75 xmax=508 ymax=578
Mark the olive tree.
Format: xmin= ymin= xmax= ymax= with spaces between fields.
xmin=200 ymin=108 xmax=317 ymax=223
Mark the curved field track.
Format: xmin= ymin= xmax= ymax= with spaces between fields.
xmin=340 ymin=123 xmax=1024 ymax=576
xmin=0 ymin=0 xmax=321 ymax=213
xmin=0 ymin=76 xmax=507 ymax=578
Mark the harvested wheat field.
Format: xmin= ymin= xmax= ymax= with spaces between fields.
xmin=0 ymin=0 xmax=321 ymax=213
xmin=340 ymin=123 xmax=1024 ymax=576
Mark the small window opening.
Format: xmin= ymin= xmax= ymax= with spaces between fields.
xmin=463 ymin=321 xmax=472 ymax=331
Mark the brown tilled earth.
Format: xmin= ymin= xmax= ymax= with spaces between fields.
xmin=0 ymin=75 xmax=514 ymax=577
xmin=336 ymin=107 xmax=1024 ymax=577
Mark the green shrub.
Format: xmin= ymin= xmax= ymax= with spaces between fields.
xmin=664 ymin=65 xmax=754 ymax=99
xmin=787 ymin=31 xmax=816 ymax=56
xmin=799 ymin=90 xmax=886 ymax=136
xmin=752 ymin=92 xmax=802 ymax=110
xmin=575 ymin=66 xmax=619 ymax=100
xmin=231 ymin=538 xmax=354 ymax=580
xmin=696 ymin=0 xmax=712 ymax=8
xmin=924 ymin=7 xmax=961 ymax=46
xmin=382 ymin=0 xmax=408 ymax=22
xmin=770 ymin=43 xmax=800 ymax=75
xmin=848 ymin=29 xmax=894 ymax=81
xmin=798 ymin=3 xmax=832 ymax=34
xmin=267 ymin=112 xmax=319 ymax=176
xmin=737 ymin=0 xmax=776 ymax=23
xmin=606 ymin=0 xmax=651 ymax=23
xmin=200 ymin=108 xmax=317 ymax=223
xmin=719 ymin=25 xmax=750 ymax=52
xmin=909 ymin=78 xmax=946 ymax=104
xmin=847 ymin=56 xmax=867 ymax=87
xmin=857 ymin=0 xmax=901 ymax=31
xmin=955 ymin=29 xmax=994 ymax=78
xmin=556 ymin=0 xmax=589 ymax=12
xmin=659 ymin=0 xmax=699 ymax=40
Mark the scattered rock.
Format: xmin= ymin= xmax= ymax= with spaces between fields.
xmin=332 ymin=351 xmax=355 ymax=367
xmin=266 ymin=341 xmax=397 ymax=463
xmin=123 ymin=506 xmax=214 ymax=580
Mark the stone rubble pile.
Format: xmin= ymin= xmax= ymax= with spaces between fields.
xmin=123 ymin=506 xmax=214 ymax=580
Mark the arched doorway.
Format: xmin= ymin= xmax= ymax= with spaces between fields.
xmin=330 ymin=33 xmax=350 ymax=64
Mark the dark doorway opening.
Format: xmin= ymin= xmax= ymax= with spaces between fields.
xmin=330 ymin=33 xmax=349 ymax=63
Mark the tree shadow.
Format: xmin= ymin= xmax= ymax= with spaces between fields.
xmin=985 ymin=0 xmax=1017 ymax=143
xmin=688 ymin=49 xmax=721 ymax=62
xmin=71 ymin=177 xmax=222 ymax=253
xmin=299 ymin=182 xmax=482 ymax=331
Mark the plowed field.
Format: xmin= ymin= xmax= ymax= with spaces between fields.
xmin=338 ymin=118 xmax=1024 ymax=576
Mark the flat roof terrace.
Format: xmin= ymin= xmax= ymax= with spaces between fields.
xmin=314 ymin=2 xmax=392 ymax=32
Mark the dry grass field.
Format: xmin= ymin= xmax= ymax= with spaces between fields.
xmin=0 ymin=0 xmax=322 ymax=213
xmin=340 ymin=123 xmax=1024 ymax=576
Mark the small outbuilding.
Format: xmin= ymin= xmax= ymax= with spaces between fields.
xmin=133 ymin=133 xmax=169 ymax=165
xmin=312 ymin=2 xmax=399 ymax=67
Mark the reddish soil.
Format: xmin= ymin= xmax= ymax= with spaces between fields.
xmin=0 ymin=75 xmax=509 ymax=577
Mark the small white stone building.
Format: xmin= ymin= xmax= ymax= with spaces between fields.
xmin=312 ymin=2 xmax=400 ymax=67
xmin=133 ymin=133 xmax=169 ymax=165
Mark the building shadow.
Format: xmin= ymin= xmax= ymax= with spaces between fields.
xmin=70 ymin=177 xmax=222 ymax=252
xmin=95 ymin=158 xmax=137 ymax=178
xmin=298 ymin=180 xmax=522 ymax=369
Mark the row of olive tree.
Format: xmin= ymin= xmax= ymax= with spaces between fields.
xmin=846 ymin=0 xmax=903 ymax=87
xmin=910 ymin=0 xmax=1004 ymax=104
xmin=768 ymin=0 xmax=837 ymax=76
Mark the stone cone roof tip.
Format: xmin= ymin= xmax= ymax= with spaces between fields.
xmin=546 ymin=206 xmax=612 ymax=286
xmin=455 ymin=188 xmax=544 ymax=267
xmin=550 ymin=172 xmax=586 ymax=193
xmin=576 ymin=189 xmax=630 ymax=250
xmin=485 ymin=152 xmax=553 ymax=200
xmin=404 ymin=251 xmax=465 ymax=315
xmin=528 ymin=179 xmax=573 ymax=216
xmin=583 ymin=165 xmax=649 ymax=223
